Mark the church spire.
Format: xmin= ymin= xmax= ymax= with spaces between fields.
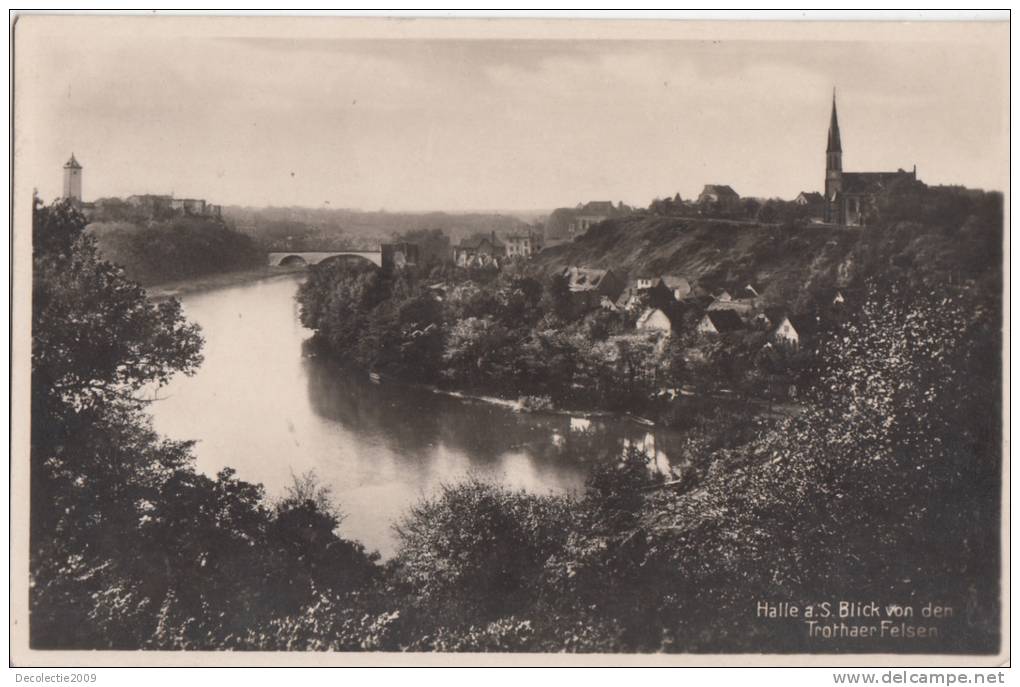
xmin=827 ymin=89 xmax=842 ymax=153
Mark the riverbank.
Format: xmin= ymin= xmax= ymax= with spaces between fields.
xmin=146 ymin=265 xmax=306 ymax=300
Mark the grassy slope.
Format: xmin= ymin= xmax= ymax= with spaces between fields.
xmin=531 ymin=214 xmax=862 ymax=304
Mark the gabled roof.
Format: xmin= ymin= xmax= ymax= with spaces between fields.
xmin=700 ymin=184 xmax=739 ymax=198
xmin=796 ymin=191 xmax=824 ymax=203
xmin=457 ymin=235 xmax=504 ymax=249
xmin=788 ymin=314 xmax=821 ymax=339
xmin=702 ymin=309 xmax=744 ymax=333
xmin=637 ymin=307 xmax=671 ymax=329
xmin=683 ymin=294 xmax=715 ymax=311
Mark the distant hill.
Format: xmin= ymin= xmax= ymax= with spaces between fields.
xmin=222 ymin=205 xmax=536 ymax=251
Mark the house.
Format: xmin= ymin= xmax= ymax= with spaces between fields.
xmin=824 ymin=92 xmax=919 ymax=226
xmin=568 ymin=201 xmax=616 ymax=236
xmin=504 ymin=231 xmax=542 ymax=259
xmin=637 ymin=274 xmax=692 ymax=302
xmin=697 ymin=309 xmax=745 ymax=336
xmin=697 ymin=184 xmax=741 ymax=212
xmin=770 ymin=314 xmax=820 ymax=350
xmin=562 ymin=266 xmax=625 ymax=308
xmin=770 ymin=316 xmax=800 ymax=348
xmin=794 ymin=191 xmax=824 ymax=206
xmin=453 ymin=232 xmax=506 ymax=268
xmin=707 ymin=285 xmax=758 ymax=316
xmin=636 ymin=308 xmax=673 ymax=334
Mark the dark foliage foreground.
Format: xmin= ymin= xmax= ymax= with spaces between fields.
xmin=29 ymin=200 xmax=1000 ymax=652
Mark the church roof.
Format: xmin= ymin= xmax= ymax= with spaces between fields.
xmin=841 ymin=171 xmax=915 ymax=195
xmin=827 ymin=92 xmax=842 ymax=153
xmin=64 ymin=153 xmax=81 ymax=169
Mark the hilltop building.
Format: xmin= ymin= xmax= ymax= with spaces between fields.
xmin=62 ymin=154 xmax=83 ymax=203
xmin=697 ymin=185 xmax=741 ymax=212
xmin=824 ymin=91 xmax=918 ymax=226
xmin=794 ymin=191 xmax=824 ymax=206
xmin=125 ymin=193 xmax=221 ymax=218
xmin=568 ymin=201 xmax=616 ymax=237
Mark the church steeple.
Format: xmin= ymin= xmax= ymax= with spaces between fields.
xmin=824 ymin=89 xmax=843 ymax=222
xmin=827 ymin=89 xmax=842 ymax=154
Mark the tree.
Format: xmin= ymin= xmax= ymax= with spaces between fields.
xmin=393 ymin=479 xmax=573 ymax=622
xmin=31 ymin=199 xmax=204 ymax=646
xmin=30 ymin=200 xmax=384 ymax=650
xmin=540 ymin=272 xmax=573 ymax=321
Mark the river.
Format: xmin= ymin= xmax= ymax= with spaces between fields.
xmin=150 ymin=273 xmax=686 ymax=557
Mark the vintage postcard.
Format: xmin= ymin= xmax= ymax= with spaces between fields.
xmin=9 ymin=14 xmax=1009 ymax=667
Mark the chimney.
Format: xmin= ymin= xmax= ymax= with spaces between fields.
xmin=491 ymin=230 xmax=496 ymax=244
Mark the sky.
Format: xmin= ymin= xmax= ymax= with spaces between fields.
xmin=16 ymin=17 xmax=1009 ymax=212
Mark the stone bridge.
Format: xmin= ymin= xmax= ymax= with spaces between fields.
xmin=268 ymin=251 xmax=382 ymax=268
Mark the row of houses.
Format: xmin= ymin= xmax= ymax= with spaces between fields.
xmin=452 ymin=230 xmax=543 ymax=268
xmin=560 ymin=265 xmax=844 ymax=351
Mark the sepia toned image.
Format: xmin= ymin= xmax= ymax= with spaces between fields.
xmin=9 ymin=14 xmax=1009 ymax=666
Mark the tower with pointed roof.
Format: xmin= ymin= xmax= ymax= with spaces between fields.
xmin=824 ymin=90 xmax=842 ymax=221
xmin=62 ymin=153 xmax=82 ymax=203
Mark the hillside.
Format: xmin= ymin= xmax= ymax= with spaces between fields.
xmin=88 ymin=216 xmax=265 ymax=286
xmin=529 ymin=204 xmax=1002 ymax=310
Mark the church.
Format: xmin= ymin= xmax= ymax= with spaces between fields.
xmin=824 ymin=92 xmax=918 ymax=226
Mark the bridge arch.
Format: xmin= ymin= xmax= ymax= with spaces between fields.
xmin=268 ymin=251 xmax=383 ymax=268
xmin=316 ymin=253 xmax=379 ymax=269
xmin=277 ymin=254 xmax=308 ymax=267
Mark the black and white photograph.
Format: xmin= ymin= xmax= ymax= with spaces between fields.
xmin=9 ymin=13 xmax=1009 ymax=667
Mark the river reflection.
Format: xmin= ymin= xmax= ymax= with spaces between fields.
xmin=150 ymin=273 xmax=686 ymax=557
